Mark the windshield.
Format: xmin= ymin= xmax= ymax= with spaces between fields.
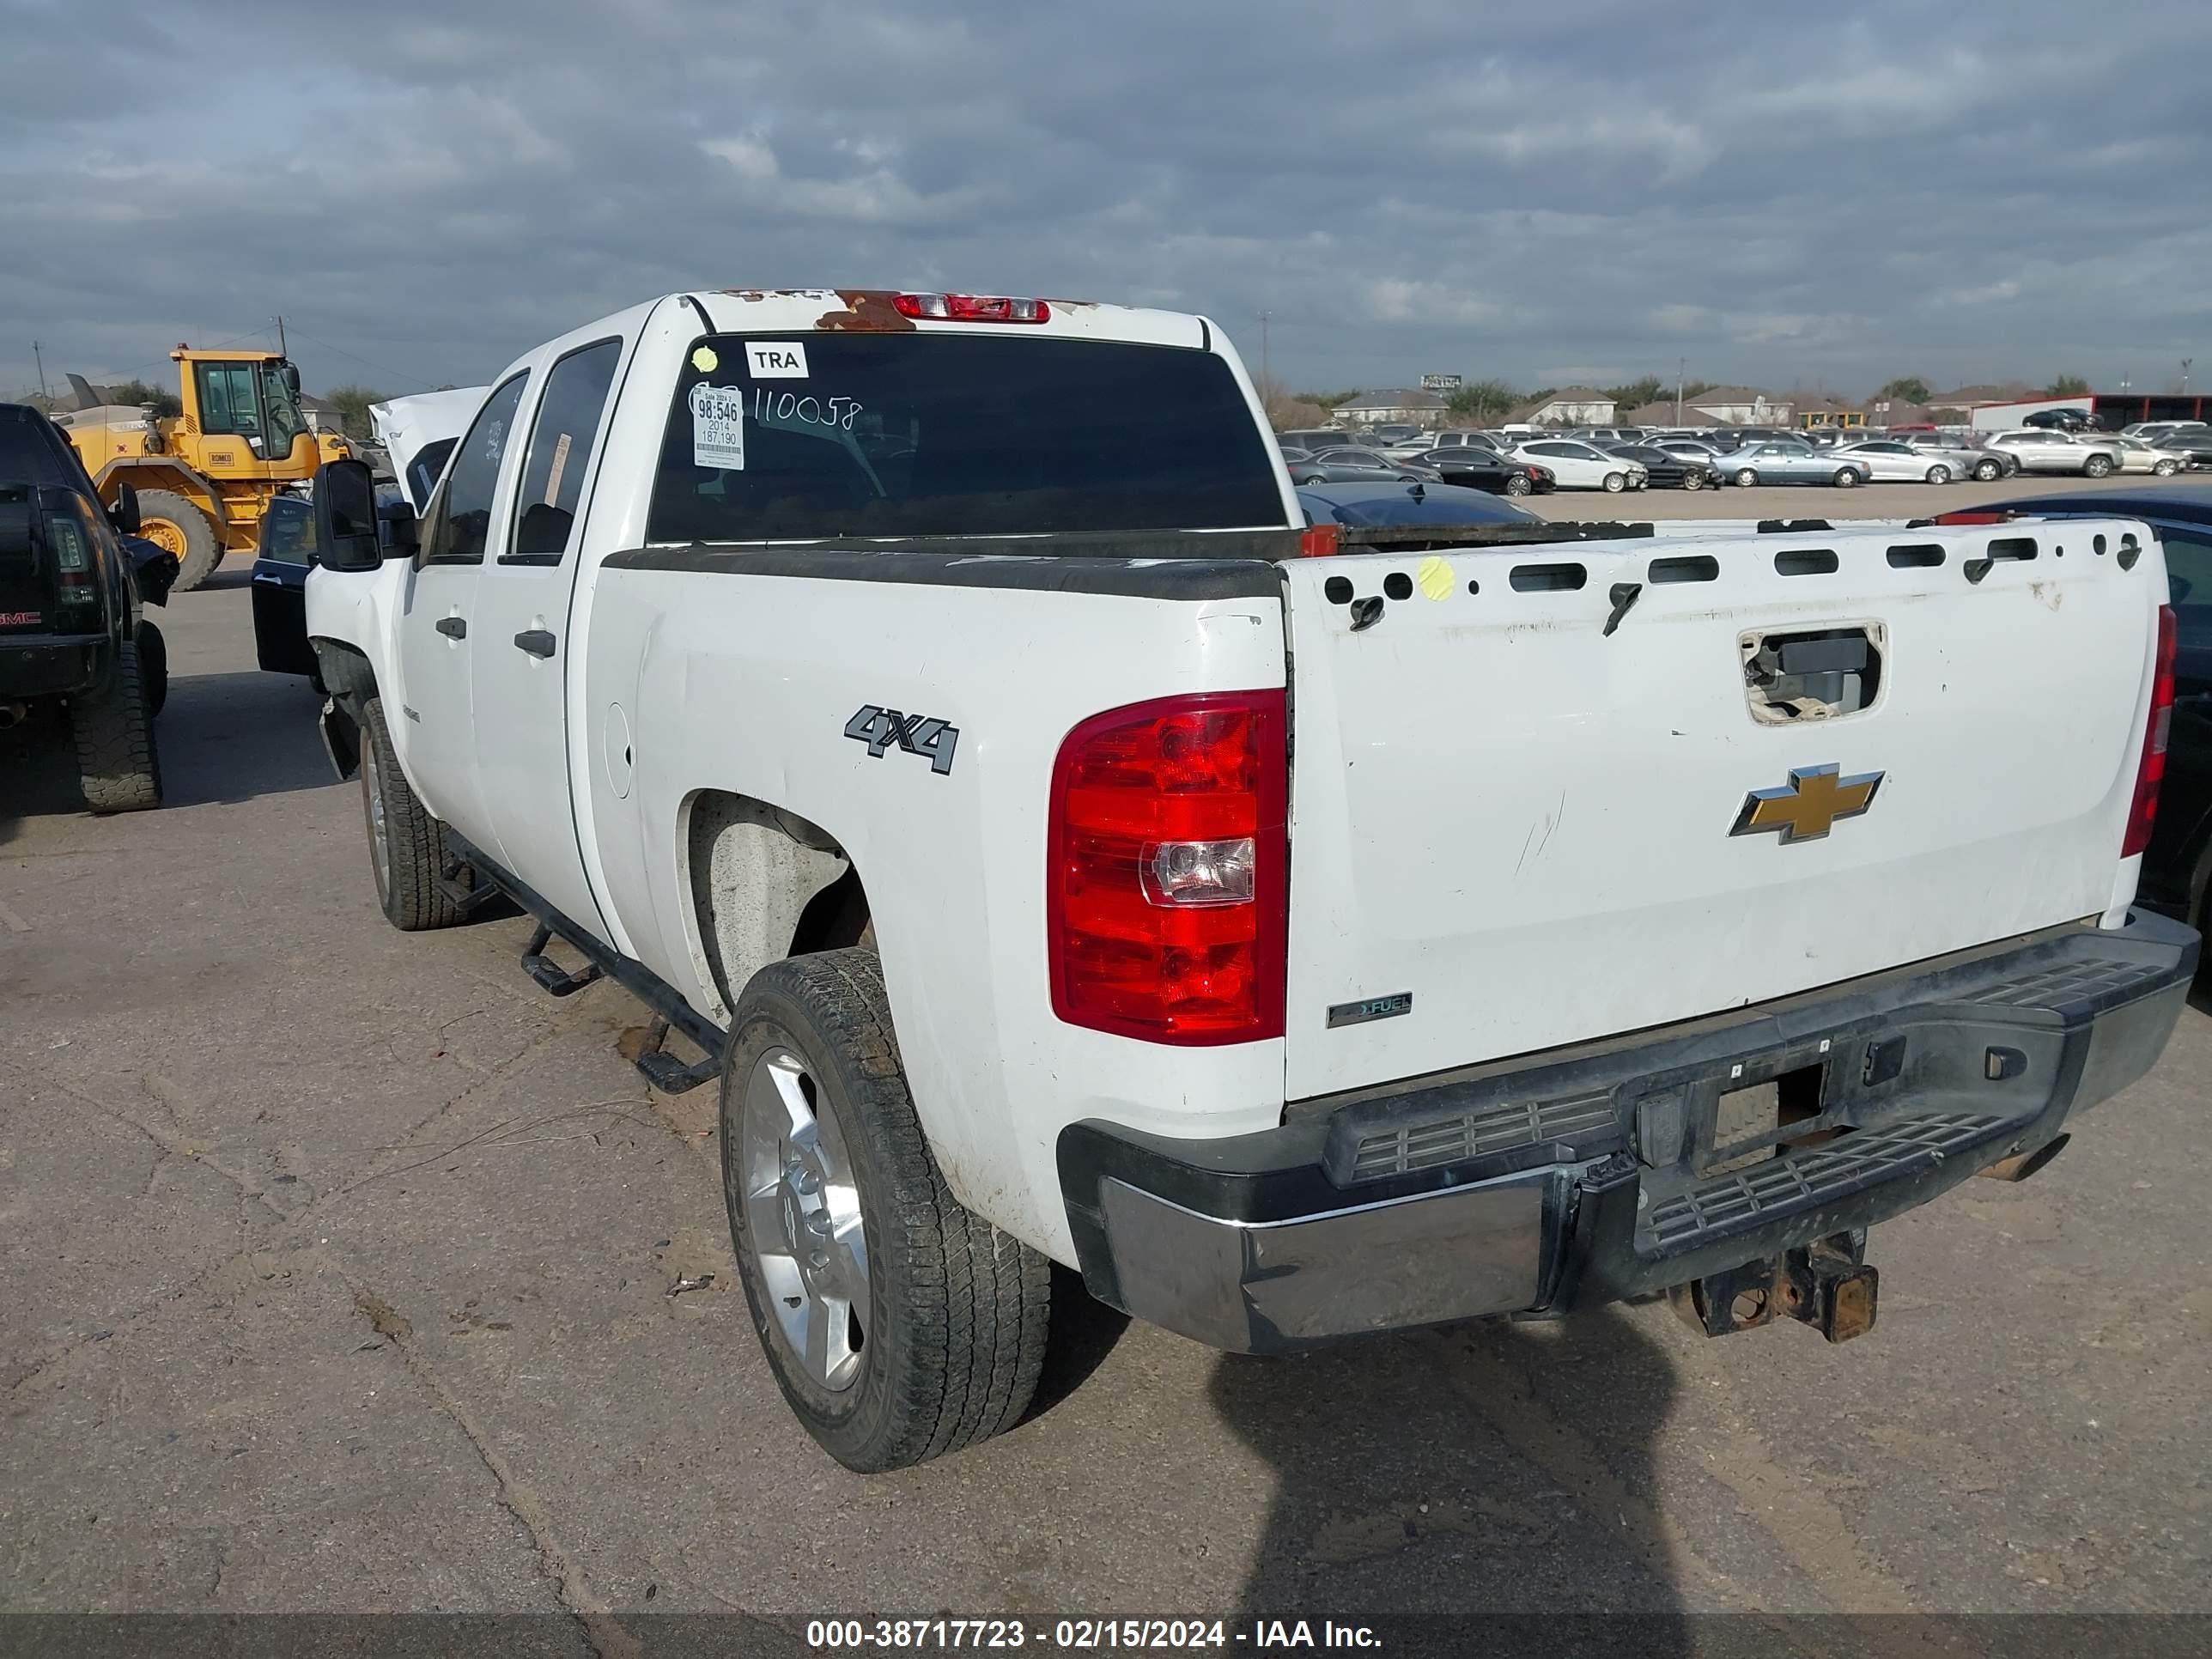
xmin=257 ymin=495 xmax=318 ymax=564
xmin=648 ymin=333 xmax=1284 ymax=543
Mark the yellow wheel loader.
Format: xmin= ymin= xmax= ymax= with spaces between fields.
xmin=55 ymin=348 xmax=320 ymax=592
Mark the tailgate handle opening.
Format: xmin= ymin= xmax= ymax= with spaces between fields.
xmin=1741 ymin=623 xmax=1884 ymax=722
xmin=1775 ymin=548 xmax=1838 ymax=576
xmin=1965 ymin=537 xmax=2038 ymax=584
xmin=1510 ymin=561 xmax=1587 ymax=592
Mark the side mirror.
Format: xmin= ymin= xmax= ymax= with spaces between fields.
xmin=110 ymin=480 xmax=142 ymax=535
xmin=378 ymin=497 xmax=420 ymax=557
xmin=313 ymin=459 xmax=382 ymax=573
xmin=129 ymin=539 xmax=179 ymax=606
xmin=283 ymin=362 xmax=302 ymax=396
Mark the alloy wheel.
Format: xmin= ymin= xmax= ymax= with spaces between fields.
xmin=739 ymin=1046 xmax=871 ymax=1391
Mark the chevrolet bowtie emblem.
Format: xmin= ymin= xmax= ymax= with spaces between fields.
xmin=1732 ymin=763 xmax=1884 ymax=843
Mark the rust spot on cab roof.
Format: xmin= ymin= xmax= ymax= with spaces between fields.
xmin=816 ymin=289 xmax=916 ymax=332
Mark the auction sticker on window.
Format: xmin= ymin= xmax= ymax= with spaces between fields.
xmin=690 ymin=383 xmax=747 ymax=471
xmin=745 ymin=341 xmax=809 ymax=378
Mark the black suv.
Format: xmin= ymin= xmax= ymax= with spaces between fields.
xmin=1 ymin=401 xmax=177 ymax=811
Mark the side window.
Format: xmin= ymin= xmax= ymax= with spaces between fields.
xmin=508 ymin=338 xmax=622 ymax=563
xmin=195 ymin=363 xmax=258 ymax=437
xmin=425 ymin=375 xmax=527 ymax=566
xmin=407 ymin=437 xmax=458 ymax=514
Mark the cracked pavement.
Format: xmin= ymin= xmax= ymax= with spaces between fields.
xmin=2 ymin=556 xmax=2207 ymax=1643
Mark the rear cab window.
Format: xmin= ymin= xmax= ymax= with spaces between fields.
xmin=647 ymin=333 xmax=1283 ymax=544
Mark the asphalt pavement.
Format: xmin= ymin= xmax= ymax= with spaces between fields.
xmin=2 ymin=513 xmax=2207 ymax=1645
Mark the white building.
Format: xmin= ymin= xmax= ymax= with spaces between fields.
xmin=1680 ymin=386 xmax=1791 ymax=426
xmin=1331 ymin=388 xmax=1451 ymax=427
xmin=1510 ymin=387 xmax=1616 ymax=426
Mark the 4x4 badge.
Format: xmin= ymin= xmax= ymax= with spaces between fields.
xmin=845 ymin=704 xmax=958 ymax=775
xmin=1732 ymin=763 xmax=1883 ymax=843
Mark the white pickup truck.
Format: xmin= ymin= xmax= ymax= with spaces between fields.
xmin=305 ymin=288 xmax=2196 ymax=1472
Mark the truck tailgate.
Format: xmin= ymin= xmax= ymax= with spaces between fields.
xmin=1279 ymin=520 xmax=2165 ymax=1099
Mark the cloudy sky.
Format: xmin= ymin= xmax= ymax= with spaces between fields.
xmin=4 ymin=0 xmax=2208 ymax=404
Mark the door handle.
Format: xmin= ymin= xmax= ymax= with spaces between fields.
xmin=514 ymin=629 xmax=557 ymax=659
xmin=434 ymin=615 xmax=467 ymax=640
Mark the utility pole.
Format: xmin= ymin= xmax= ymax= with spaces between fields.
xmin=33 ymin=340 xmax=47 ymax=400
xmin=1675 ymin=356 xmax=1684 ymax=424
xmin=276 ymin=314 xmax=288 ymax=357
xmin=1261 ymin=310 xmax=1271 ymax=388
xmin=2183 ymin=358 xmax=2194 ymax=394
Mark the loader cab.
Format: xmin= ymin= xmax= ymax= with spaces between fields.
xmin=173 ymin=349 xmax=314 ymax=476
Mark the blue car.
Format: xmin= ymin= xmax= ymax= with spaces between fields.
xmin=252 ymin=483 xmax=411 ymax=685
xmin=1718 ymin=441 xmax=1871 ymax=488
xmin=1297 ymin=479 xmax=1540 ymax=531
xmin=250 ymin=493 xmax=321 ymax=682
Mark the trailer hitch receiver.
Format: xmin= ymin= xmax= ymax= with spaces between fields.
xmin=1669 ymin=1231 xmax=1879 ymax=1344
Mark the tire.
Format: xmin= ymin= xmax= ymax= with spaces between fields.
xmin=2154 ymin=460 xmax=2179 ymax=477
xmin=1682 ymin=471 xmax=1705 ymax=490
xmin=135 ymin=489 xmax=222 ymax=592
xmin=1504 ymin=473 xmax=1532 ymax=496
xmin=2083 ymin=454 xmax=2114 ymax=478
xmin=1602 ymin=471 xmax=1626 ymax=493
xmin=1734 ymin=468 xmax=1759 ymax=488
xmin=70 ymin=639 xmax=161 ymax=813
xmin=1925 ymin=465 xmax=1952 ymax=485
xmin=1832 ymin=468 xmax=1863 ymax=489
xmin=722 ymin=949 xmax=1052 ymax=1473
xmin=136 ymin=618 xmax=167 ymax=718
xmin=358 ymin=696 xmax=467 ymax=931
xmin=1973 ymin=458 xmax=2002 ymax=482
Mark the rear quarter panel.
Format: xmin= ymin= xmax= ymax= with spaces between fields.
xmin=580 ymin=564 xmax=1290 ymax=1261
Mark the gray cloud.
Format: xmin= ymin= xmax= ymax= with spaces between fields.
xmin=4 ymin=0 xmax=2207 ymax=402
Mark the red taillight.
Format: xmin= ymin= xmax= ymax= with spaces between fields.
xmin=2123 ymin=604 xmax=2178 ymax=858
xmin=891 ymin=293 xmax=1050 ymax=324
xmin=1297 ymin=524 xmax=1341 ymax=558
xmin=1048 ymin=690 xmax=1287 ymax=1044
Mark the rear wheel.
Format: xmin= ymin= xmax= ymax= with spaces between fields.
xmin=70 ymin=639 xmax=161 ymax=813
xmin=1972 ymin=458 xmax=2003 ymax=481
xmin=358 ymin=696 xmax=468 ymax=931
xmin=1832 ymin=468 xmax=1863 ymax=488
xmin=723 ymin=950 xmax=1052 ymax=1472
xmin=1924 ymin=464 xmax=1953 ymax=485
xmin=2083 ymin=454 xmax=2114 ymax=478
xmin=1734 ymin=467 xmax=1759 ymax=488
xmin=1504 ymin=473 xmax=1532 ymax=495
xmin=134 ymin=489 xmax=222 ymax=592
xmin=2154 ymin=459 xmax=2179 ymax=477
xmin=1681 ymin=471 xmax=1705 ymax=490
xmin=136 ymin=618 xmax=167 ymax=717
xmin=1601 ymin=471 xmax=1626 ymax=493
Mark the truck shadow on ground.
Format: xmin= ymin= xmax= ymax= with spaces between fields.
xmin=1205 ymin=1305 xmax=1691 ymax=1649
xmin=0 ymin=669 xmax=334 ymax=843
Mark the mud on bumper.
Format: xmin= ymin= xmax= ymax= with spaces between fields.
xmin=1058 ymin=910 xmax=2198 ymax=1354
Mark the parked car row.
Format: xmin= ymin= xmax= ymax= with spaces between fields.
xmin=1280 ymin=416 xmax=2209 ymax=493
